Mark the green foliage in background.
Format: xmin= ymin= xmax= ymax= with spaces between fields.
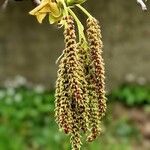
xmin=109 ymin=84 xmax=150 ymax=106
xmin=0 ymin=86 xmax=143 ymax=150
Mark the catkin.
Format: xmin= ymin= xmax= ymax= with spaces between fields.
xmin=76 ymin=44 xmax=90 ymax=133
xmin=86 ymin=18 xmax=107 ymax=119
xmin=30 ymin=1 xmax=107 ymax=149
xmin=55 ymin=54 xmax=72 ymax=134
xmin=56 ymin=16 xmax=85 ymax=150
xmin=84 ymin=48 xmax=101 ymax=142
xmin=64 ymin=16 xmax=83 ymax=150
xmin=55 ymin=16 xmax=107 ymax=150
xmin=85 ymin=18 xmax=107 ymax=141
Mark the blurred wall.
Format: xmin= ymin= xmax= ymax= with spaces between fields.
xmin=0 ymin=0 xmax=150 ymax=90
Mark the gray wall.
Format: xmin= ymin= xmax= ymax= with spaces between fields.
xmin=0 ymin=0 xmax=150 ymax=90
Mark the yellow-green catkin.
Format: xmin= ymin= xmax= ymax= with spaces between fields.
xmin=55 ymin=52 xmax=72 ymax=134
xmin=84 ymin=48 xmax=102 ymax=142
xmin=64 ymin=16 xmax=83 ymax=150
xmin=87 ymin=18 xmax=107 ymax=118
xmin=76 ymin=44 xmax=90 ymax=133
xmin=87 ymin=83 xmax=101 ymax=142
xmin=76 ymin=43 xmax=102 ymax=142
xmin=55 ymin=16 xmax=107 ymax=148
xmin=56 ymin=15 xmax=87 ymax=150
xmin=86 ymin=18 xmax=107 ymax=141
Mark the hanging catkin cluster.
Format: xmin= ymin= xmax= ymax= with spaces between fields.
xmin=55 ymin=16 xmax=107 ymax=149
xmin=29 ymin=0 xmax=107 ymax=149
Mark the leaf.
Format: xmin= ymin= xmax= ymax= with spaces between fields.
xmin=36 ymin=13 xmax=47 ymax=23
xmin=29 ymin=0 xmax=62 ymax=24
xmin=65 ymin=0 xmax=86 ymax=6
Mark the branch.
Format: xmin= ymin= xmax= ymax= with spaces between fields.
xmin=137 ymin=0 xmax=147 ymax=11
xmin=32 ymin=0 xmax=41 ymax=6
xmin=1 ymin=0 xmax=8 ymax=10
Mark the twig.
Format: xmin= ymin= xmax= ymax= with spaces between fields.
xmin=32 ymin=0 xmax=41 ymax=6
xmin=137 ymin=0 xmax=147 ymax=11
xmin=1 ymin=0 xmax=8 ymax=10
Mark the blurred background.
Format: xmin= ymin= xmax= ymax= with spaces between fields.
xmin=0 ymin=0 xmax=150 ymax=150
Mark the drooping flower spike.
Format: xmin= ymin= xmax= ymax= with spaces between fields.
xmin=30 ymin=0 xmax=107 ymax=149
